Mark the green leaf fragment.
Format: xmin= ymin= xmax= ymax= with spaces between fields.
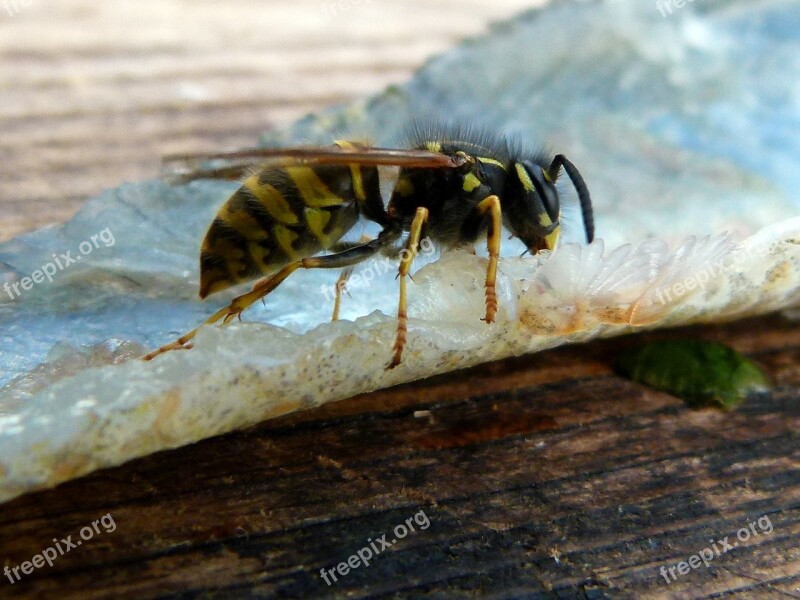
xmin=614 ymin=340 xmax=771 ymax=409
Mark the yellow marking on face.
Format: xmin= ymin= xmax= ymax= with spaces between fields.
xmin=305 ymin=207 xmax=340 ymax=248
xmin=274 ymin=225 xmax=300 ymax=259
xmin=244 ymin=176 xmax=300 ymax=225
xmin=514 ymin=163 xmax=536 ymax=192
xmin=514 ymin=163 xmax=561 ymax=249
xmin=285 ymin=167 xmax=343 ymax=208
xmin=424 ymin=141 xmax=442 ymax=153
xmin=463 ymin=172 xmax=482 ymax=193
xmin=542 ymin=168 xmax=555 ymax=183
xmin=545 ymin=226 xmax=561 ymax=251
xmin=537 ymin=209 xmax=560 ymax=250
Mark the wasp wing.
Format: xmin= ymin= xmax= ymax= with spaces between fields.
xmin=162 ymin=146 xmax=468 ymax=183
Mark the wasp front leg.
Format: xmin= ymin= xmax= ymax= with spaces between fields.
xmin=475 ymin=194 xmax=502 ymax=324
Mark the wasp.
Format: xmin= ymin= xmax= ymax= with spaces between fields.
xmin=143 ymin=123 xmax=595 ymax=368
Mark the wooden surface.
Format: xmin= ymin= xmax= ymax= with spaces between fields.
xmin=0 ymin=0 xmax=536 ymax=242
xmin=1 ymin=314 xmax=799 ymax=598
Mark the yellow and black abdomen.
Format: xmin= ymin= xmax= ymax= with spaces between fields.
xmin=199 ymin=163 xmax=379 ymax=298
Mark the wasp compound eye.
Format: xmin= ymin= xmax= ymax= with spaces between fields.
xmin=538 ymin=169 xmax=560 ymax=223
xmin=514 ymin=161 xmax=560 ymax=224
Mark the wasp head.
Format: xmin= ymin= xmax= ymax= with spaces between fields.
xmin=505 ymin=160 xmax=561 ymax=253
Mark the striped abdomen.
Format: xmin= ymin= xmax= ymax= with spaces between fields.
xmin=199 ymin=163 xmax=380 ymax=298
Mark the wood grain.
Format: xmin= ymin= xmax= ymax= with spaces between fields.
xmin=0 ymin=0 xmax=538 ymax=241
xmin=1 ymin=314 xmax=799 ymax=598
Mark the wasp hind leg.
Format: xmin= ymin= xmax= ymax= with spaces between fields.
xmin=142 ymin=237 xmax=391 ymax=361
xmin=387 ymin=206 xmax=429 ymax=370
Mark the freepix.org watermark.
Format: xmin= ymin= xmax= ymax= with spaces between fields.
xmin=320 ymin=237 xmax=436 ymax=304
xmin=3 ymin=227 xmax=115 ymax=300
xmin=660 ymin=514 xmax=773 ymax=584
xmin=319 ymin=509 xmax=430 ymax=586
xmin=654 ymin=239 xmax=769 ymax=306
xmin=4 ymin=513 xmax=116 ymax=585
xmin=655 ymin=0 xmax=711 ymax=18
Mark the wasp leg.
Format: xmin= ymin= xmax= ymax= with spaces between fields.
xmin=142 ymin=236 xmax=393 ymax=361
xmin=330 ymin=235 xmax=373 ymax=321
xmin=388 ymin=206 xmax=429 ymax=370
xmin=331 ymin=268 xmax=353 ymax=322
xmin=476 ymin=195 xmax=502 ymax=324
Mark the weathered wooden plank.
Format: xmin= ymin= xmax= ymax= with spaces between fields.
xmin=1 ymin=315 xmax=798 ymax=598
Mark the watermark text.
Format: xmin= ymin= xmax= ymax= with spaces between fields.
xmin=5 ymin=513 xmax=116 ymax=584
xmin=320 ymin=237 xmax=436 ymax=304
xmin=3 ymin=227 xmax=115 ymax=300
xmin=654 ymin=240 xmax=769 ymax=306
xmin=660 ymin=514 xmax=773 ymax=584
xmin=320 ymin=509 xmax=430 ymax=586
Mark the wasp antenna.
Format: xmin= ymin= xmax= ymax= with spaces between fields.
xmin=549 ymin=155 xmax=594 ymax=244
